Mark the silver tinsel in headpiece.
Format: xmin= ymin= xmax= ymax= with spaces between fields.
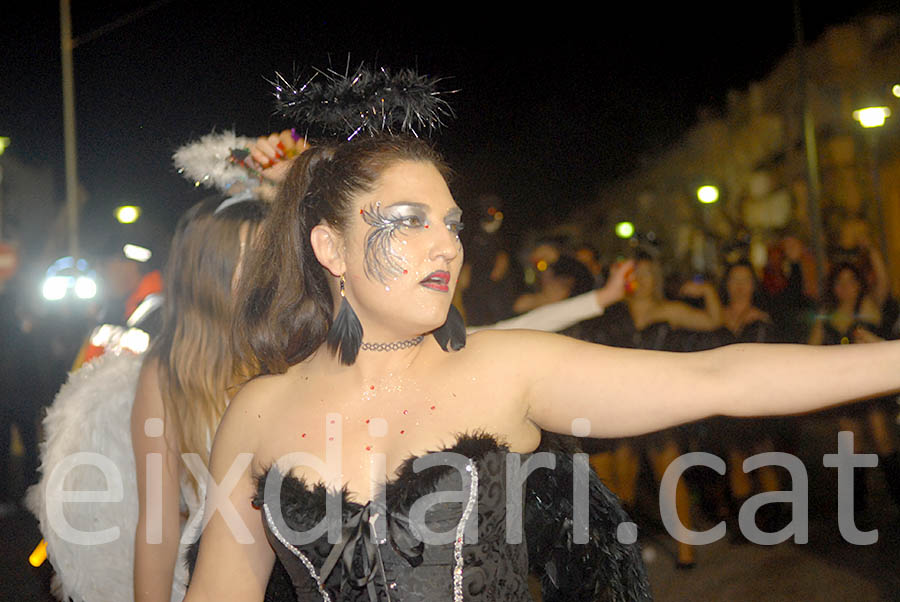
xmin=273 ymin=65 xmax=454 ymax=141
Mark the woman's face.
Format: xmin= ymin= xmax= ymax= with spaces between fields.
xmin=833 ymin=268 xmax=861 ymax=304
xmin=726 ymin=265 xmax=755 ymax=304
xmin=341 ymin=160 xmax=463 ymax=338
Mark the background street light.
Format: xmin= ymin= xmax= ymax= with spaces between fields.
xmin=696 ymin=185 xmax=719 ymax=204
xmin=853 ymin=106 xmax=891 ymax=128
xmin=0 ymin=136 xmax=7 ymax=239
xmin=115 ymin=205 xmax=141 ymax=224
xmin=615 ymin=221 xmax=635 ymax=239
xmin=853 ymin=104 xmax=891 ymax=269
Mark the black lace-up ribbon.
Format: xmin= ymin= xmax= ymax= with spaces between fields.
xmin=319 ymin=502 xmax=425 ymax=601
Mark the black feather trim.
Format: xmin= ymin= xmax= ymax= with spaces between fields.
xmin=525 ymin=434 xmax=652 ymax=602
xmin=253 ymin=432 xmax=504 ymax=522
xmin=386 ymin=431 xmax=504 ymax=510
xmin=221 ymin=431 xmax=649 ymax=602
xmin=325 ymin=296 xmax=363 ymax=366
xmin=432 ymin=304 xmax=466 ymax=352
xmin=273 ymin=65 xmax=454 ymax=140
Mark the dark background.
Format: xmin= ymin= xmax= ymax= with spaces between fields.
xmin=1 ymin=1 xmax=895 ymax=245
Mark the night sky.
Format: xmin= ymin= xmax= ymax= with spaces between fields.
xmin=0 ymin=1 xmax=893 ymax=255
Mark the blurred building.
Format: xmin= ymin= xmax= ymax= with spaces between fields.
xmin=575 ymin=15 xmax=900 ymax=290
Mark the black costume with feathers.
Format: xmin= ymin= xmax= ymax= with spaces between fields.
xmin=186 ymin=65 xmax=650 ymax=601
xmin=219 ymin=432 xmax=650 ymax=601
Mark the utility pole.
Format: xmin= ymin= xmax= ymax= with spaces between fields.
xmin=60 ymin=0 xmax=79 ymax=258
xmin=794 ymin=0 xmax=826 ymax=297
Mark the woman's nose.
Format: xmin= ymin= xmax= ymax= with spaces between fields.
xmin=429 ymin=224 xmax=460 ymax=262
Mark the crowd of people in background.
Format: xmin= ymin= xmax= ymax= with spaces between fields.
xmin=455 ymin=211 xmax=900 ymax=569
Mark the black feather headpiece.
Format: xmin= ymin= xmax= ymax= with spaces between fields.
xmin=273 ymin=65 xmax=454 ymax=140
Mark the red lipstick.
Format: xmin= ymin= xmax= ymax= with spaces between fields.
xmin=420 ymin=270 xmax=450 ymax=292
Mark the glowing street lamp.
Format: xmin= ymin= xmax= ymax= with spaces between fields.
xmin=115 ymin=205 xmax=141 ymax=224
xmin=852 ymin=106 xmax=891 ymax=128
xmin=0 ymin=137 xmax=7 ymax=238
xmin=696 ymin=185 xmax=719 ymax=204
xmin=615 ymin=221 xmax=635 ymax=239
xmin=853 ymin=104 xmax=892 ymax=268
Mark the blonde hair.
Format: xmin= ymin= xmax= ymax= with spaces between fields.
xmin=148 ymin=196 xmax=266 ymax=493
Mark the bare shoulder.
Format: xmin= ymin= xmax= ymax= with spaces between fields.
xmin=138 ymin=353 xmax=160 ymax=380
xmin=465 ymin=328 xmax=547 ymax=354
xmin=131 ymin=355 xmax=184 ymax=458
xmin=222 ymin=371 xmax=293 ymax=426
xmin=206 ymin=373 xmax=294 ymax=480
xmin=132 ymin=355 xmax=164 ymax=419
xmin=461 ymin=328 xmax=584 ymax=369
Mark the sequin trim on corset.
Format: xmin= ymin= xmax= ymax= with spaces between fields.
xmin=453 ymin=459 xmax=478 ymax=601
xmin=263 ymin=503 xmax=332 ymax=602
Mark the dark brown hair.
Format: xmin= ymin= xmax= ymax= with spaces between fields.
xmin=719 ymin=260 xmax=763 ymax=307
xmin=822 ymin=261 xmax=867 ymax=314
xmin=233 ymin=135 xmax=449 ymax=375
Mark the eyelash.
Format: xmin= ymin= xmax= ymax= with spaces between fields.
xmin=378 ymin=208 xmax=463 ymax=235
xmin=399 ymin=215 xmax=424 ymax=228
xmin=446 ymin=221 xmax=464 ymax=235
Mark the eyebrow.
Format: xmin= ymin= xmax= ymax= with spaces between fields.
xmin=384 ymin=201 xmax=463 ymax=219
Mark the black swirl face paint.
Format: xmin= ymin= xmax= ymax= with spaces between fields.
xmin=360 ymin=201 xmax=465 ymax=285
xmin=360 ymin=202 xmax=416 ymax=284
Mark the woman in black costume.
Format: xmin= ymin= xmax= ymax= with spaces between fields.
xmin=180 ymin=134 xmax=900 ymax=601
xmin=701 ymin=261 xmax=786 ymax=531
xmin=808 ymin=262 xmax=900 ymax=514
xmin=184 ymin=66 xmax=900 ymax=600
xmin=584 ymin=252 xmax=721 ymax=568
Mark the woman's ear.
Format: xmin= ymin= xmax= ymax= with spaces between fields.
xmin=310 ymin=223 xmax=346 ymax=277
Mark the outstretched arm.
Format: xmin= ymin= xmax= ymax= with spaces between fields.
xmin=495 ymin=330 xmax=900 ymax=438
xmin=468 ymin=261 xmax=632 ymax=334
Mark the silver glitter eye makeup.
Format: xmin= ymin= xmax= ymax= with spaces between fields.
xmin=445 ymin=221 xmax=464 ymax=236
xmin=360 ymin=203 xmax=417 ymax=284
xmin=444 ymin=207 xmax=464 ymax=239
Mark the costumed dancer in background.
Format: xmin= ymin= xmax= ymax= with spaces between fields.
xmin=186 ymin=65 xmax=900 ymax=602
xmin=584 ymin=250 xmax=722 ymax=569
xmin=455 ymin=194 xmax=522 ymax=327
xmin=808 ymin=261 xmax=900 ymax=518
xmin=26 ymin=131 xmax=299 ymax=602
xmin=699 ymin=261 xmax=786 ymax=537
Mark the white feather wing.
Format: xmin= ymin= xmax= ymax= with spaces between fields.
xmin=26 ymin=352 xmax=145 ymax=602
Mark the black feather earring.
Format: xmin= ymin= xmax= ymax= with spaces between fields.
xmin=326 ymin=275 xmax=364 ymax=365
xmin=432 ymin=304 xmax=466 ymax=352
